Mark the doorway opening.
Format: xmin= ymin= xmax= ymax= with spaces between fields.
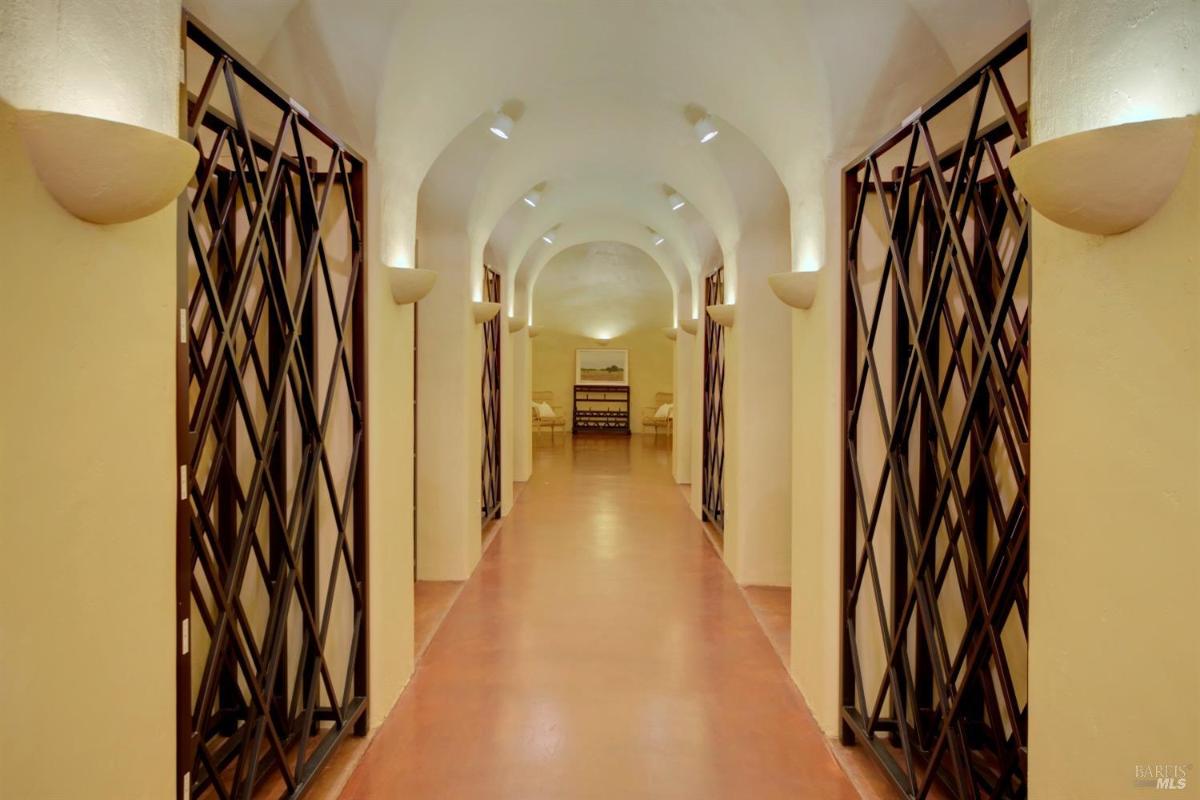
xmin=176 ymin=14 xmax=368 ymax=799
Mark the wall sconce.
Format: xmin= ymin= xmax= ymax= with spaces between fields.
xmin=1009 ymin=116 xmax=1198 ymax=235
xmin=388 ymin=266 xmax=437 ymax=304
xmin=508 ymin=315 xmax=527 ymax=333
xmin=528 ymin=326 xmax=541 ymax=339
xmin=706 ymin=303 xmax=735 ymax=328
xmin=678 ymin=317 xmax=699 ymax=335
xmin=472 ymin=301 xmax=501 ymax=324
xmin=17 ymin=110 xmax=198 ymax=225
xmin=768 ymin=271 xmax=819 ymax=310
xmin=663 ymin=327 xmax=678 ymax=340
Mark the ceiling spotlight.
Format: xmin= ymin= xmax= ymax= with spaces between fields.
xmin=668 ymin=193 xmax=686 ymax=211
xmin=542 ymin=230 xmax=556 ymax=244
xmin=694 ymin=115 xmax=719 ymax=144
xmin=653 ymin=234 xmax=665 ymax=246
xmin=489 ymin=111 xmax=514 ymax=140
xmin=523 ymin=190 xmax=541 ymax=208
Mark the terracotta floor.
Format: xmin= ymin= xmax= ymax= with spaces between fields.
xmin=414 ymin=580 xmax=464 ymax=661
xmin=743 ymin=585 xmax=791 ymax=667
xmin=339 ymin=434 xmax=860 ymax=799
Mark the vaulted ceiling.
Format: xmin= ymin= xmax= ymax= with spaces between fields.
xmin=186 ymin=0 xmax=1029 ymax=320
xmin=533 ymin=243 xmax=674 ymax=339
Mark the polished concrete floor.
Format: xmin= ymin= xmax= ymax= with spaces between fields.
xmin=743 ymin=585 xmax=791 ymax=667
xmin=414 ymin=580 xmax=464 ymax=661
xmin=339 ymin=435 xmax=860 ymax=799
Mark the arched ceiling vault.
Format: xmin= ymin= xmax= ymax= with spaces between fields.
xmin=533 ymin=242 xmax=675 ymax=339
xmin=493 ymin=179 xmax=704 ymax=275
xmin=186 ymin=0 xmax=1031 ymax=279
xmin=515 ymin=217 xmax=691 ymax=324
xmin=467 ymin=89 xmax=741 ymax=265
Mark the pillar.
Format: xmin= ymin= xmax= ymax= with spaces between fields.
xmin=0 ymin=1 xmax=181 ymax=795
xmin=1027 ymin=1 xmax=1200 ymax=796
xmin=500 ymin=323 xmax=515 ymax=514
xmin=416 ymin=231 xmax=483 ymax=580
xmin=788 ymin=165 xmax=847 ymax=733
xmin=721 ymin=227 xmax=793 ymax=587
xmin=672 ymin=327 xmax=694 ymax=484
xmin=513 ymin=327 xmax=533 ymax=482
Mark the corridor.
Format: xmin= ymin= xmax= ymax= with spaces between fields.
xmin=339 ymin=437 xmax=858 ymax=799
xmin=8 ymin=3 xmax=1200 ymax=797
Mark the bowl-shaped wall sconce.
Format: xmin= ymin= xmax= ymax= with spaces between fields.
xmin=678 ymin=317 xmax=700 ymax=335
xmin=508 ymin=316 xmax=527 ymax=333
xmin=1009 ymin=116 xmax=1199 ymax=236
xmin=388 ymin=267 xmax=437 ymax=304
xmin=768 ymin=271 xmax=819 ymax=310
xmin=706 ymin=303 xmax=735 ymax=328
xmin=17 ymin=110 xmax=198 ymax=225
xmin=527 ymin=326 xmax=541 ymax=339
xmin=472 ymin=301 xmax=501 ymax=324
xmin=663 ymin=327 xmax=678 ymax=340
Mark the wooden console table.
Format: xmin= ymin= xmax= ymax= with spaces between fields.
xmin=572 ymin=384 xmax=630 ymax=434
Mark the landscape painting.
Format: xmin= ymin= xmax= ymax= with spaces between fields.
xmin=576 ymin=348 xmax=629 ymax=385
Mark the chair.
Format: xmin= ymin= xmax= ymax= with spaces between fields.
xmin=532 ymin=391 xmax=567 ymax=441
xmin=641 ymin=392 xmax=674 ymax=439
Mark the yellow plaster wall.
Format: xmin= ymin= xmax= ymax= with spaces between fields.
xmin=787 ymin=202 xmax=845 ymax=733
xmin=721 ymin=226 xmax=794 ymax=589
xmin=671 ymin=328 xmax=694 ymax=484
xmin=362 ymin=180 xmax=418 ymax=726
xmin=415 ymin=230 xmax=482 ymax=581
xmin=513 ymin=329 xmax=533 ymax=482
xmin=0 ymin=3 xmax=182 ymax=795
xmin=1028 ymin=2 xmax=1200 ymax=795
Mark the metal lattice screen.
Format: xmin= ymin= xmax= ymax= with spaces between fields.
xmin=177 ymin=15 xmax=368 ymax=799
xmin=482 ymin=266 xmax=502 ymax=520
xmin=840 ymin=27 xmax=1031 ymax=800
xmin=702 ymin=267 xmax=726 ymax=529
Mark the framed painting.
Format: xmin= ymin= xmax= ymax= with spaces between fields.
xmin=575 ymin=348 xmax=629 ymax=385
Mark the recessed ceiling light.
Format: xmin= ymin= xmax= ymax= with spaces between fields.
xmin=668 ymin=193 xmax=686 ymax=211
xmin=489 ymin=111 xmax=513 ymax=140
xmin=694 ymin=115 xmax=719 ymax=143
xmin=542 ymin=230 xmax=556 ymax=244
xmin=523 ymin=190 xmax=541 ymax=208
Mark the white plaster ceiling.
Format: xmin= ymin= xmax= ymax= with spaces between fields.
xmin=185 ymin=0 xmax=303 ymax=61
xmin=532 ymin=243 xmax=674 ymax=339
xmin=184 ymin=0 xmax=1031 ymax=321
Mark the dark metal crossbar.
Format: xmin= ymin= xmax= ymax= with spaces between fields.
xmin=177 ymin=12 xmax=368 ymax=799
xmin=840 ymin=25 xmax=1031 ymax=800
xmin=482 ymin=266 xmax=502 ymax=520
xmin=702 ymin=267 xmax=726 ymax=529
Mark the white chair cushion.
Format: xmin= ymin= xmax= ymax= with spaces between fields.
xmin=531 ymin=401 xmax=543 ymax=419
xmin=654 ymin=403 xmax=672 ymax=419
xmin=538 ymin=401 xmax=555 ymax=417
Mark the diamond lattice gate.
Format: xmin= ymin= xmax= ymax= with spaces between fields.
xmin=702 ymin=267 xmax=726 ymax=529
xmin=482 ymin=266 xmax=502 ymax=520
xmin=839 ymin=27 xmax=1031 ymax=800
xmin=177 ymin=15 xmax=368 ymax=799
